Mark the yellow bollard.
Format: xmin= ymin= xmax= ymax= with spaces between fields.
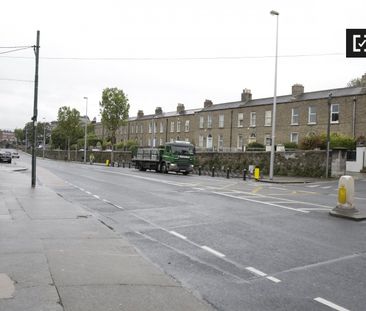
xmin=338 ymin=185 xmax=347 ymax=205
xmin=106 ymin=160 xmax=110 ymax=166
xmin=254 ymin=167 xmax=260 ymax=181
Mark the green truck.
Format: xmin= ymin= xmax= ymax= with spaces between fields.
xmin=132 ymin=141 xmax=195 ymax=175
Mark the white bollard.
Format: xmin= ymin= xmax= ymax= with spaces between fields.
xmin=337 ymin=175 xmax=355 ymax=209
xmin=330 ymin=175 xmax=366 ymax=220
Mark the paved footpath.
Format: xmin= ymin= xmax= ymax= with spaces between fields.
xmin=0 ymin=164 xmax=215 ymax=311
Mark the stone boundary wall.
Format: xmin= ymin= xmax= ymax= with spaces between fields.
xmin=29 ymin=149 xmax=327 ymax=177
xmin=195 ymin=150 xmax=328 ymax=177
xmin=33 ymin=149 xmax=132 ymax=164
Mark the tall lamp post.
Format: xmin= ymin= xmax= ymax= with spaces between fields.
xmin=269 ymin=10 xmax=279 ymax=180
xmin=83 ymin=97 xmax=88 ymax=163
xmin=325 ymin=92 xmax=332 ymax=178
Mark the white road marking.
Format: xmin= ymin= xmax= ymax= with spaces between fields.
xmin=213 ymin=191 xmax=309 ymax=213
xmin=321 ymin=186 xmax=333 ymax=189
xmin=85 ymin=191 xmax=91 ymax=195
xmin=314 ymin=297 xmax=350 ymax=311
xmin=298 ymin=207 xmax=332 ymax=212
xmin=201 ymin=246 xmax=226 ymax=258
xmin=93 ymin=194 xmax=100 ymax=199
xmin=307 ymin=184 xmax=320 ymax=188
xmin=246 ymin=267 xmax=267 ymax=277
xmin=113 ymin=204 xmax=124 ymax=210
xmin=170 ymin=231 xmax=187 ymax=240
xmin=266 ymin=276 xmax=281 ymax=283
xmin=102 ymin=199 xmax=111 ymax=204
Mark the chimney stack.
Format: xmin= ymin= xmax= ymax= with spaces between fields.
xmin=177 ymin=103 xmax=185 ymax=114
xmin=361 ymin=73 xmax=366 ymax=87
xmin=241 ymin=89 xmax=252 ymax=102
xmin=292 ymin=84 xmax=304 ymax=97
xmin=137 ymin=110 xmax=144 ymax=118
xmin=204 ymin=99 xmax=213 ymax=108
xmin=155 ymin=107 xmax=163 ymax=115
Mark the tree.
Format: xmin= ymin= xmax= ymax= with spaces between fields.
xmin=347 ymin=77 xmax=362 ymax=87
xmin=54 ymin=106 xmax=83 ymax=159
xmin=99 ymin=87 xmax=130 ymax=162
xmin=14 ymin=128 xmax=24 ymax=144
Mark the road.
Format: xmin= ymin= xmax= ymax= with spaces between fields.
xmin=11 ymin=154 xmax=366 ymax=311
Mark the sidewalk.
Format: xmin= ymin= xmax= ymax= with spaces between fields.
xmin=0 ymin=165 xmax=215 ymax=311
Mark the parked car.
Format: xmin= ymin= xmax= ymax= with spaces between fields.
xmin=0 ymin=150 xmax=12 ymax=163
xmin=11 ymin=150 xmax=19 ymax=158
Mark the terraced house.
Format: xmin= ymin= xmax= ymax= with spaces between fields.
xmin=95 ymin=74 xmax=366 ymax=151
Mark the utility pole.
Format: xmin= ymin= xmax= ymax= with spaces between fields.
xmin=31 ymin=30 xmax=40 ymax=188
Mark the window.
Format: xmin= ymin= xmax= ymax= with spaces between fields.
xmin=131 ymin=125 xmax=135 ymax=134
xmin=248 ymin=132 xmax=256 ymax=143
xmin=265 ymin=111 xmax=272 ymax=126
xmin=198 ymin=135 xmax=204 ymax=147
xmin=218 ymin=135 xmax=224 ymax=151
xmin=160 ymin=122 xmax=163 ymax=133
xmin=250 ymin=112 xmax=256 ymax=127
xmin=185 ymin=120 xmax=190 ymax=132
xmin=207 ymin=134 xmax=213 ymax=149
xmin=290 ymin=132 xmax=299 ymax=144
xmin=176 ymin=120 xmax=181 ymax=132
xmin=135 ymin=125 xmax=139 ymax=134
xmin=219 ymin=114 xmax=225 ymax=128
xmin=264 ymin=134 xmax=271 ymax=146
xmin=159 ymin=138 xmax=163 ymax=146
xmin=207 ymin=115 xmax=212 ymax=128
xmin=308 ymin=106 xmax=317 ymax=124
xmin=291 ymin=108 xmax=299 ymax=125
xmin=154 ymin=122 xmax=157 ymax=133
xmin=148 ymin=122 xmax=152 ymax=133
xmin=237 ymin=134 xmax=244 ymax=150
xmin=237 ymin=113 xmax=244 ymax=127
xmin=331 ymin=104 xmax=339 ymax=123
xmin=199 ymin=116 xmax=204 ymax=129
xmin=170 ymin=121 xmax=175 ymax=132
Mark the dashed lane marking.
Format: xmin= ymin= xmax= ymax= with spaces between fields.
xmin=314 ymin=297 xmax=350 ymax=311
xmin=201 ymin=246 xmax=226 ymax=258
xmin=246 ymin=267 xmax=281 ymax=283
xmin=170 ymin=231 xmax=187 ymax=240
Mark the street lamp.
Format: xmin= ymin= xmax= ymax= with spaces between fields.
xmin=325 ymin=92 xmax=332 ymax=178
xmin=42 ymin=117 xmax=46 ymax=159
xmin=269 ymin=10 xmax=279 ymax=180
xmin=83 ymin=97 xmax=88 ymax=163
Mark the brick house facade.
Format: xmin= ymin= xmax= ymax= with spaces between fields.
xmin=95 ymin=74 xmax=366 ymax=151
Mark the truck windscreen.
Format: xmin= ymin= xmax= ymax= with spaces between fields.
xmin=171 ymin=145 xmax=194 ymax=155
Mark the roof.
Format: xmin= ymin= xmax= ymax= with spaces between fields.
xmin=199 ymin=86 xmax=366 ymax=112
xmin=129 ymin=108 xmax=201 ymax=121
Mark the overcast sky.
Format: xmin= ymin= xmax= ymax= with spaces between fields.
xmin=1 ymin=0 xmax=365 ymax=130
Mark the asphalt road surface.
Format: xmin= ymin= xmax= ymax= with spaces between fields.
xmin=12 ymin=154 xmax=366 ymax=311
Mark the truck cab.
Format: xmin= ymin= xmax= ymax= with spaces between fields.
xmin=160 ymin=141 xmax=195 ymax=175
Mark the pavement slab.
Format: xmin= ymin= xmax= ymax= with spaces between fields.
xmin=0 ymin=165 xmax=216 ymax=311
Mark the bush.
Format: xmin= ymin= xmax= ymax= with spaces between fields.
xmin=299 ymin=133 xmax=356 ymax=150
xmin=283 ymin=142 xmax=298 ymax=150
xmin=246 ymin=142 xmax=265 ymax=151
xmin=299 ymin=133 xmax=326 ymax=150
xmin=330 ymin=133 xmax=356 ymax=150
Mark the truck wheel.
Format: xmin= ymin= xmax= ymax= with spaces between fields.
xmin=161 ymin=163 xmax=168 ymax=174
xmin=183 ymin=172 xmax=189 ymax=175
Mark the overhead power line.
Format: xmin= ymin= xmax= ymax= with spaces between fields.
xmin=0 ymin=52 xmax=344 ymax=61
xmin=0 ymin=46 xmax=33 ymax=55
xmin=0 ymin=78 xmax=34 ymax=83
